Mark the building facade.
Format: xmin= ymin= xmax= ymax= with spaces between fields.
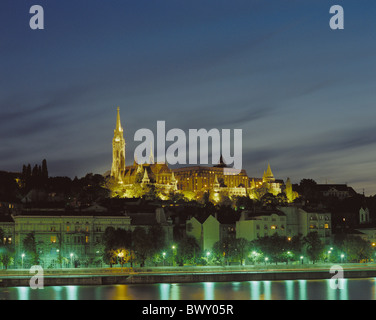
xmin=278 ymin=206 xmax=332 ymax=244
xmin=236 ymin=211 xmax=287 ymax=242
xmin=0 ymin=207 xmax=173 ymax=268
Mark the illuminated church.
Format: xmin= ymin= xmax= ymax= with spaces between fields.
xmin=110 ymin=108 xmax=177 ymax=198
xmin=110 ymin=108 xmax=289 ymax=201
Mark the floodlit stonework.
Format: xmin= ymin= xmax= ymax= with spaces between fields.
xmin=109 ymin=108 xmax=290 ymax=202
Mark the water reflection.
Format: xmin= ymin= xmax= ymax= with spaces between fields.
xmin=16 ymin=287 xmax=29 ymax=300
xmin=263 ymin=281 xmax=271 ymax=300
xmin=286 ymin=280 xmax=294 ymax=300
xmin=204 ymin=282 xmax=214 ymax=300
xmin=66 ymin=286 xmax=78 ymax=300
xmin=298 ymin=280 xmax=307 ymax=300
xmin=159 ymin=283 xmax=170 ymax=300
xmin=1 ymin=278 xmax=376 ymax=300
xmin=250 ymin=281 xmax=260 ymax=300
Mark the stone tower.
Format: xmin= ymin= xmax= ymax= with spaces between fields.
xmin=111 ymin=107 xmax=126 ymax=181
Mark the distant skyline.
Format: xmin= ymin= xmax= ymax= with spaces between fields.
xmin=1 ymin=1 xmax=376 ymax=194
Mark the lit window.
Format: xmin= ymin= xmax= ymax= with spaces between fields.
xmin=271 ymin=225 xmax=277 ymax=230
xmin=51 ymin=236 xmax=57 ymax=243
xmin=324 ymin=224 xmax=329 ymax=229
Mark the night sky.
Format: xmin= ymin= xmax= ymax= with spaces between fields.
xmin=1 ymin=1 xmax=376 ymax=194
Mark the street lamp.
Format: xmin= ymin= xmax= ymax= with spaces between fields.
xmin=162 ymin=252 xmax=166 ymax=267
xmin=265 ymin=257 xmax=269 ymax=265
xmin=300 ymin=256 xmax=304 ymax=265
xmin=70 ymin=253 xmax=74 ymax=268
xmin=341 ymin=254 xmax=345 ymax=263
xmin=286 ymin=251 xmax=291 ymax=265
xmin=328 ymin=250 xmax=331 ymax=262
xmin=118 ymin=252 xmax=124 ymax=272
xmin=171 ymin=245 xmax=177 ymax=267
xmin=21 ymin=253 xmax=25 ymax=269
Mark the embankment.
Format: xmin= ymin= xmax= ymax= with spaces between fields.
xmin=1 ymin=266 xmax=376 ymax=287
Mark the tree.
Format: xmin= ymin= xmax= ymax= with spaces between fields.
xmin=234 ymin=196 xmax=254 ymax=211
xmin=298 ymin=179 xmax=318 ymax=201
xmin=148 ymin=225 xmax=165 ymax=258
xmin=114 ymin=248 xmax=135 ymax=268
xmin=22 ymin=232 xmax=39 ymax=266
xmin=212 ymin=237 xmax=240 ymax=265
xmin=304 ymin=232 xmax=324 ymax=263
xmin=132 ymin=227 xmax=151 ymax=267
xmin=234 ymin=238 xmax=250 ymax=265
xmin=287 ymin=234 xmax=304 ymax=262
xmin=175 ymin=236 xmax=201 ymax=265
xmin=251 ymin=234 xmax=288 ymax=264
xmin=342 ymin=236 xmax=373 ymax=263
xmin=0 ymin=229 xmax=14 ymax=269
xmin=102 ymin=227 xmax=132 ymax=267
xmin=260 ymin=193 xmax=279 ymax=208
xmin=41 ymin=159 xmax=48 ymax=180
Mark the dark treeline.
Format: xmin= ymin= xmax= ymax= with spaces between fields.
xmin=0 ymin=159 xmax=109 ymax=207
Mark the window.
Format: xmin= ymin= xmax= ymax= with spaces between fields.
xmin=325 ymin=224 xmax=329 ymax=229
xmin=51 ymin=236 xmax=57 ymax=243
xmin=85 ymin=236 xmax=89 ymax=243
xmin=271 ymin=225 xmax=277 ymax=230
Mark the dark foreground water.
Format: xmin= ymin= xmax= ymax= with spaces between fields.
xmin=1 ymin=278 xmax=376 ymax=300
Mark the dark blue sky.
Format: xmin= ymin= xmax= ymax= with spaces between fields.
xmin=1 ymin=1 xmax=376 ymax=194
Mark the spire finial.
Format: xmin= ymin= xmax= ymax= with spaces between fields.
xmin=116 ymin=106 xmax=122 ymax=132
xmin=149 ymin=142 xmax=154 ymax=164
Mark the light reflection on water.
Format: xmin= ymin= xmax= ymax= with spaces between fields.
xmin=2 ymin=278 xmax=376 ymax=300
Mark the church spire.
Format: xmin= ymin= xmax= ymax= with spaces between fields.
xmin=115 ymin=106 xmax=123 ymax=132
xmin=111 ymin=107 xmax=126 ymax=181
xmin=142 ymin=168 xmax=150 ymax=185
xmin=149 ymin=142 xmax=154 ymax=164
xmin=266 ymin=163 xmax=273 ymax=178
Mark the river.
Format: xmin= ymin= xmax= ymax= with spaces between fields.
xmin=1 ymin=278 xmax=376 ymax=300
